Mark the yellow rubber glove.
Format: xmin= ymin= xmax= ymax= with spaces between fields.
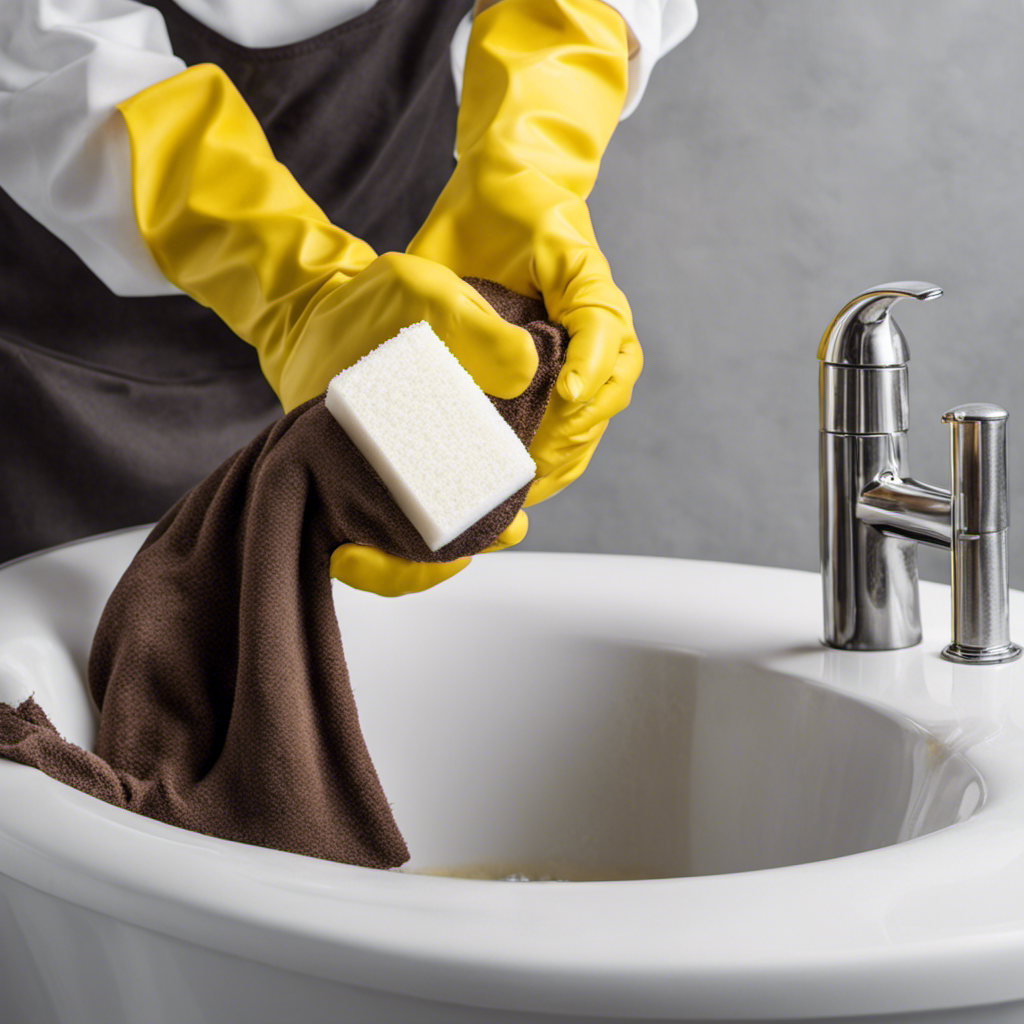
xmin=407 ymin=0 xmax=643 ymax=506
xmin=118 ymin=64 xmax=535 ymax=594
xmin=328 ymin=507 xmax=529 ymax=597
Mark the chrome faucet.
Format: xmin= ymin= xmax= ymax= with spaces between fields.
xmin=819 ymin=281 xmax=1021 ymax=664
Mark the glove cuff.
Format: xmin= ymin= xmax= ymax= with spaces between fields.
xmin=118 ymin=64 xmax=376 ymax=395
xmin=457 ymin=0 xmax=630 ymax=197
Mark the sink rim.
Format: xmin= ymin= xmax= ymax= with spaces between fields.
xmin=3 ymin=526 xmax=1024 ymax=1019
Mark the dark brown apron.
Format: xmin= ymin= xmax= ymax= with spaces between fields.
xmin=0 ymin=0 xmax=471 ymax=565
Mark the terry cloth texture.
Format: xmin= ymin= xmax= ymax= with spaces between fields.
xmin=0 ymin=278 xmax=568 ymax=869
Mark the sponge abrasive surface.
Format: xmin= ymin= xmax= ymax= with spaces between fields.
xmin=325 ymin=321 xmax=536 ymax=551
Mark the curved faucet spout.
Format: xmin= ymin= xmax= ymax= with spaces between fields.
xmin=817 ymin=281 xmax=943 ymax=365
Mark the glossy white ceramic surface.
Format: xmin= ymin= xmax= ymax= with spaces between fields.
xmin=3 ymin=526 xmax=1024 ymax=1023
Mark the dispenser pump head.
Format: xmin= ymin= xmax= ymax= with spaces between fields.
xmin=817 ymin=281 xmax=943 ymax=366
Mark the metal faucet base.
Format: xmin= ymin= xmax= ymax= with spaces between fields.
xmin=941 ymin=641 xmax=1023 ymax=665
xmin=820 ymin=637 xmax=922 ymax=653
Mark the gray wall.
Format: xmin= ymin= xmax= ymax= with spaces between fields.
xmin=525 ymin=0 xmax=1024 ymax=590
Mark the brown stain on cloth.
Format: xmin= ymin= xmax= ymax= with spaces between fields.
xmin=0 ymin=278 xmax=568 ymax=869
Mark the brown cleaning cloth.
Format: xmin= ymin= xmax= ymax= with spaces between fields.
xmin=0 ymin=278 xmax=569 ymax=869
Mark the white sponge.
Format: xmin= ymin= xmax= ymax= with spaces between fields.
xmin=325 ymin=321 xmax=536 ymax=552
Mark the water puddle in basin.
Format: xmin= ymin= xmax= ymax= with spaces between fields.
xmin=400 ymin=859 xmax=656 ymax=881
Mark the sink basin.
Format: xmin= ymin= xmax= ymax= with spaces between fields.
xmin=3 ymin=526 xmax=1024 ymax=1023
xmin=366 ymin=631 xmax=981 ymax=883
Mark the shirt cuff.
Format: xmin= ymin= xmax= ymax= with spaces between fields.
xmin=0 ymin=0 xmax=186 ymax=297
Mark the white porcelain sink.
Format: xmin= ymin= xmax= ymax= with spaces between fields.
xmin=3 ymin=527 xmax=1024 ymax=1023
xmin=371 ymin=625 xmax=982 ymax=883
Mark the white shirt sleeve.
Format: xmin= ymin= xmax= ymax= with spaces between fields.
xmin=0 ymin=0 xmax=188 ymax=296
xmin=0 ymin=0 xmax=389 ymax=299
xmin=0 ymin=1 xmax=693 ymax=300
xmin=449 ymin=0 xmax=698 ymax=122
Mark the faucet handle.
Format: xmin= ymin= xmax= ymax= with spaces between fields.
xmin=818 ymin=281 xmax=943 ymax=366
xmin=943 ymin=404 xmax=1009 ymax=534
xmin=941 ymin=403 xmax=1022 ymax=664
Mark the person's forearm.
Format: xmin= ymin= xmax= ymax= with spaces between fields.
xmin=457 ymin=0 xmax=630 ymax=199
xmin=117 ymin=64 xmax=376 ymax=379
xmin=456 ymin=0 xmax=697 ymax=123
xmin=474 ymin=0 xmax=638 ymax=57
